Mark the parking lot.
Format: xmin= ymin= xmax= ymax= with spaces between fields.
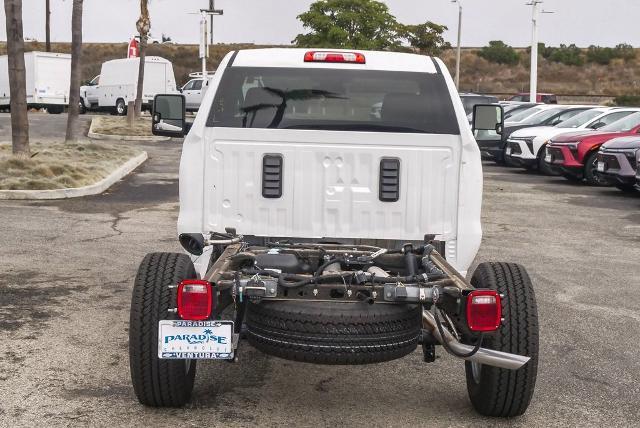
xmin=0 ymin=114 xmax=639 ymax=427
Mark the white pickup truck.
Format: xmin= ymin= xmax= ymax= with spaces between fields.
xmin=180 ymin=72 xmax=216 ymax=111
xmin=129 ymin=48 xmax=539 ymax=417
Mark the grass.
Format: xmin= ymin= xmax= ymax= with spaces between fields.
xmin=0 ymin=141 xmax=141 ymax=190
xmin=91 ymin=116 xmax=154 ymax=137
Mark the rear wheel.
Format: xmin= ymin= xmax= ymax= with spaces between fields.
xmin=246 ymin=300 xmax=421 ymax=365
xmin=129 ymin=252 xmax=197 ymax=407
xmin=115 ymin=98 xmax=127 ymax=116
xmin=47 ymin=105 xmax=64 ymax=114
xmin=465 ymin=262 xmax=539 ymax=417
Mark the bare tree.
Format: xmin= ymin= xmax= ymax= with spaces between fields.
xmin=134 ymin=0 xmax=150 ymax=118
xmin=4 ymin=0 xmax=29 ymax=157
xmin=45 ymin=0 xmax=51 ymax=52
xmin=65 ymin=0 xmax=83 ymax=142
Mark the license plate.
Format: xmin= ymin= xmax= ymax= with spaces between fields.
xmin=158 ymin=320 xmax=234 ymax=359
xmin=597 ymin=161 xmax=605 ymax=172
xmin=505 ymin=146 xmax=512 ymax=155
xmin=545 ymin=153 xmax=552 ymax=163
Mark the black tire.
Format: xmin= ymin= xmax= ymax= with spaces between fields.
xmin=537 ymin=146 xmax=553 ymax=175
xmin=584 ymin=151 xmax=608 ymax=186
xmin=115 ymin=98 xmax=127 ymax=116
xmin=47 ymin=105 xmax=63 ymax=114
xmin=615 ymin=183 xmax=638 ymax=193
xmin=465 ymin=262 xmax=539 ymax=417
xmin=79 ymin=99 xmax=87 ymax=115
xmin=562 ymin=173 xmax=582 ymax=182
xmin=246 ymin=300 xmax=421 ymax=365
xmin=129 ymin=252 xmax=197 ymax=407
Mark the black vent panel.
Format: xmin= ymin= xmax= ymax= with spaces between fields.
xmin=262 ymin=155 xmax=283 ymax=198
xmin=379 ymin=158 xmax=400 ymax=202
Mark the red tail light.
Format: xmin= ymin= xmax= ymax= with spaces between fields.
xmin=304 ymin=51 xmax=366 ymax=64
xmin=466 ymin=290 xmax=502 ymax=332
xmin=177 ymin=280 xmax=212 ymax=321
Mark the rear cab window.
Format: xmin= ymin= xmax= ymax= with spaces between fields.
xmin=207 ymin=66 xmax=460 ymax=135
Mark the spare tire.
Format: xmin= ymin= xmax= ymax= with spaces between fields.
xmin=246 ymin=300 xmax=421 ymax=365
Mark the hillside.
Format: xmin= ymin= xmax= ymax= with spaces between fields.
xmin=1 ymin=42 xmax=639 ymax=103
xmin=442 ymin=48 xmax=638 ymax=103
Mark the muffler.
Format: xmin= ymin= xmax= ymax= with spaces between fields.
xmin=422 ymin=310 xmax=530 ymax=370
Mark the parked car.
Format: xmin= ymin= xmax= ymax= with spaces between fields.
xmin=460 ymin=93 xmax=499 ymax=115
xmin=509 ymin=92 xmax=557 ymax=104
xmin=593 ymin=136 xmax=640 ymax=192
xmin=545 ymin=111 xmax=640 ymax=184
xmin=479 ymin=105 xmax=592 ymax=164
xmin=0 ymin=51 xmax=71 ymax=114
xmin=180 ymin=72 xmax=215 ymax=111
xmin=503 ymin=104 xmax=550 ymax=124
xmin=80 ymin=56 xmax=178 ymax=115
xmin=506 ymin=107 xmax=637 ymax=173
xmin=502 ymin=102 xmax=539 ymax=120
xmin=137 ymin=48 xmax=539 ymax=417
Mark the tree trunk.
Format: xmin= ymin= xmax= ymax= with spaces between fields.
xmin=4 ymin=0 xmax=29 ymax=157
xmin=65 ymin=0 xmax=83 ymax=142
xmin=134 ymin=0 xmax=150 ymax=118
xmin=45 ymin=0 xmax=51 ymax=52
xmin=134 ymin=35 xmax=147 ymax=117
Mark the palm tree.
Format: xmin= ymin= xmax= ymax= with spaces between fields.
xmin=3 ymin=0 xmax=29 ymax=157
xmin=65 ymin=0 xmax=83 ymax=142
xmin=134 ymin=0 xmax=150 ymax=118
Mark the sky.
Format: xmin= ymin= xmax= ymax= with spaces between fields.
xmin=1 ymin=0 xmax=639 ymax=48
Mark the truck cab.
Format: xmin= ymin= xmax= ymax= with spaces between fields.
xmin=80 ymin=75 xmax=100 ymax=111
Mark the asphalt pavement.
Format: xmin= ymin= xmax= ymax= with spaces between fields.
xmin=1 ymin=113 xmax=639 ymax=427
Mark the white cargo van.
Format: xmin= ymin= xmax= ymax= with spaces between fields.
xmin=85 ymin=56 xmax=177 ymax=115
xmin=0 ymin=51 xmax=71 ymax=114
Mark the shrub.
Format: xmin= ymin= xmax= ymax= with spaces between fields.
xmin=587 ymin=44 xmax=635 ymax=65
xmin=548 ymin=44 xmax=584 ymax=66
xmin=613 ymin=95 xmax=640 ymax=107
xmin=478 ymin=41 xmax=520 ymax=65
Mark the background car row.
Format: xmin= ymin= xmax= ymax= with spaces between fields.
xmin=469 ymin=98 xmax=640 ymax=194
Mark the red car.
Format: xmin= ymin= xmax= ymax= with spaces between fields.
xmin=545 ymin=111 xmax=640 ymax=185
xmin=509 ymin=93 xmax=557 ymax=104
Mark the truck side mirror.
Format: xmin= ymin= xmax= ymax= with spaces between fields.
xmin=472 ymin=104 xmax=504 ymax=134
xmin=152 ymin=94 xmax=186 ymax=137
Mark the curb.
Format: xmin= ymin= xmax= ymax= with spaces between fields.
xmin=0 ymin=151 xmax=148 ymax=200
xmin=88 ymin=117 xmax=170 ymax=142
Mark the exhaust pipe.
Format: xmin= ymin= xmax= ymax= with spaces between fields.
xmin=422 ymin=310 xmax=530 ymax=370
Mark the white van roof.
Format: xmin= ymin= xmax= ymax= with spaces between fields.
xmin=102 ymin=56 xmax=171 ymax=67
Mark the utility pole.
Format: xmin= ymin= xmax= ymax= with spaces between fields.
xmin=209 ymin=0 xmax=215 ymax=44
xmin=200 ymin=2 xmax=223 ymax=78
xmin=526 ymin=1 xmax=553 ymax=102
xmin=451 ymin=0 xmax=462 ymax=90
xmin=528 ymin=1 xmax=541 ymax=103
xmin=45 ymin=0 xmax=51 ymax=51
